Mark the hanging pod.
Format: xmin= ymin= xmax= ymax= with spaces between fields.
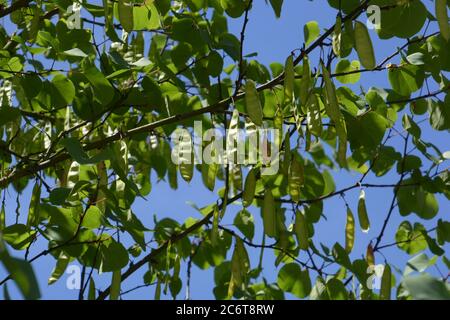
xmin=354 ymin=21 xmax=376 ymax=69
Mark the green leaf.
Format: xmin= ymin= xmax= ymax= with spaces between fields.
xmin=294 ymin=210 xmax=309 ymax=250
xmin=436 ymin=0 xmax=450 ymax=41
xmin=404 ymin=274 xmax=450 ymax=300
xmin=395 ymin=221 xmax=427 ymax=255
xmin=118 ymin=0 xmax=134 ymax=32
xmin=84 ymin=66 xmax=116 ymax=106
xmin=82 ymin=206 xmax=103 ymax=229
xmin=335 ymin=59 xmax=360 ymax=84
xmin=388 ymin=64 xmax=424 ymax=97
xmin=332 ymin=243 xmax=353 ymax=271
xmin=345 ymin=206 xmax=355 ymax=253
xmin=269 ymin=0 xmax=283 ymax=18
xmin=0 ymin=107 xmax=21 ymax=127
xmin=243 ymin=169 xmax=256 ymax=207
xmin=354 ymin=21 xmax=376 ymax=70
xmin=48 ymin=252 xmax=70 ymax=285
xmin=51 ymin=74 xmax=76 ymax=106
xmin=357 ymin=189 xmax=370 ymax=233
xmin=397 ymin=182 xmax=439 ymax=220
xmin=245 ymin=80 xmax=263 ymax=126
xmin=63 ymin=48 xmax=88 ymax=58
xmin=221 ymin=0 xmax=248 ymax=18
xmin=376 ymin=0 xmax=427 ymax=39
xmin=304 ymin=21 xmax=320 ymax=46
xmin=110 ymin=270 xmax=121 ymax=300
xmin=437 ymin=219 xmax=450 ymax=244
xmin=262 ymin=189 xmax=277 ymax=238
xmin=234 ymin=209 xmax=254 ymax=241
xmin=2 ymin=224 xmax=35 ymax=250
xmin=0 ymin=240 xmax=40 ymax=300
xmin=404 ymin=253 xmax=437 ymax=276
xmin=61 ymin=137 xmax=110 ymax=165
xmin=277 ymin=263 xmax=311 ymax=298
xmin=326 ymin=278 xmax=348 ymax=300
xmin=429 ymin=100 xmax=450 ymax=131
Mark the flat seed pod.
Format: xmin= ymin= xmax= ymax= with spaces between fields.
xmin=345 ymin=206 xmax=355 ymax=253
xmin=245 ymin=80 xmax=263 ymax=126
xmin=354 ymin=21 xmax=376 ymax=69
xmin=262 ymin=189 xmax=277 ymax=238
xmin=284 ymin=55 xmax=295 ymax=106
xmin=294 ymin=211 xmax=309 ymax=250
xmin=243 ymin=169 xmax=256 ymax=207
xmin=358 ymin=189 xmax=370 ymax=233
xmin=436 ymin=0 xmax=450 ymax=41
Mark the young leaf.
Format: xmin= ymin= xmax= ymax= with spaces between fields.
xmin=284 ymin=55 xmax=295 ymax=107
xmin=436 ymin=0 xmax=450 ymax=41
xmin=335 ymin=59 xmax=361 ymax=84
xmin=110 ymin=270 xmax=121 ymax=300
xmin=354 ymin=21 xmax=376 ymax=69
xmin=294 ymin=211 xmax=309 ymax=250
xmin=321 ymin=62 xmax=347 ymax=167
xmin=304 ymin=21 xmax=320 ymax=46
xmin=357 ymin=189 xmax=370 ymax=233
xmin=262 ymin=189 xmax=277 ymax=238
xmin=243 ymin=169 xmax=256 ymax=207
xmin=345 ymin=206 xmax=355 ymax=253
xmin=380 ymin=264 xmax=391 ymax=300
xmin=245 ymin=80 xmax=263 ymax=126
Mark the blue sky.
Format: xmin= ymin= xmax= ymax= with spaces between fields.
xmin=0 ymin=0 xmax=449 ymax=300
